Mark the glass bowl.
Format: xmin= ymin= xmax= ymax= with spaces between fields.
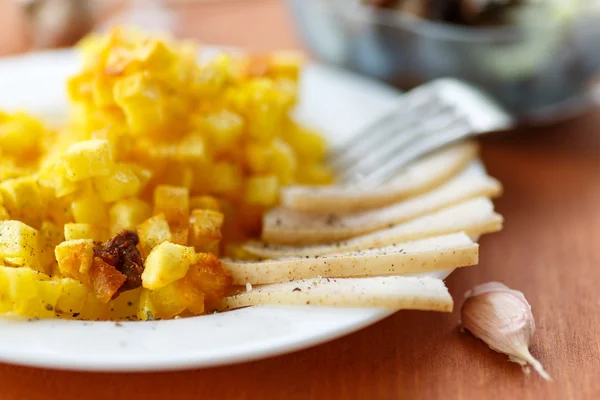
xmin=287 ymin=0 xmax=600 ymax=122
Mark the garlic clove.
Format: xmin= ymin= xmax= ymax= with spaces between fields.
xmin=461 ymin=282 xmax=551 ymax=381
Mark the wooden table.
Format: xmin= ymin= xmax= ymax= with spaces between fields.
xmin=1 ymin=1 xmax=599 ymax=399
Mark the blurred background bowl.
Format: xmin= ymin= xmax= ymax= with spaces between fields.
xmin=287 ymin=0 xmax=600 ymax=123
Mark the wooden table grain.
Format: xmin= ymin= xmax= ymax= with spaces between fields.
xmin=1 ymin=1 xmax=600 ymax=399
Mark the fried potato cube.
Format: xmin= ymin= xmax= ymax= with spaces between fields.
xmin=137 ymin=213 xmax=172 ymax=257
xmin=284 ymin=125 xmax=328 ymax=162
xmin=93 ymin=163 xmax=142 ymax=203
xmin=186 ymin=253 xmax=231 ymax=308
xmin=0 ymin=111 xmax=44 ymax=159
xmin=245 ymin=142 xmax=270 ymax=174
xmin=269 ymin=138 xmax=297 ymax=185
xmin=0 ymin=266 xmax=60 ymax=318
xmin=295 ymin=163 xmax=334 ymax=185
xmin=54 ymin=239 xmax=94 ymax=286
xmin=136 ymin=289 xmax=157 ymax=321
xmin=55 ymin=277 xmax=89 ymax=315
xmin=0 ymin=176 xmax=46 ymax=228
xmin=235 ymin=79 xmax=286 ymax=141
xmin=67 ymin=71 xmax=93 ymax=103
xmin=243 ymin=175 xmax=279 ymax=207
xmin=137 ymin=278 xmax=204 ymax=320
xmin=38 ymin=221 xmax=64 ymax=275
xmin=245 ymin=138 xmax=297 ymax=184
xmin=141 ymin=241 xmax=196 ymax=290
xmin=106 ymin=287 xmax=141 ymax=320
xmin=166 ymin=230 xmax=191 ymax=247
xmin=129 ymin=164 xmax=153 ymax=188
xmin=0 ymin=266 xmax=42 ymax=313
xmin=179 ymin=277 xmax=206 ymax=315
xmin=153 ymin=185 xmax=189 ymax=245
xmin=189 ymin=209 xmax=223 ymax=253
xmin=198 ymin=109 xmax=244 ymax=153
xmin=62 ymin=139 xmax=113 ymax=181
xmin=268 ymin=51 xmax=304 ymax=80
xmin=173 ymin=134 xmax=209 ymax=164
xmin=0 ymin=206 xmax=10 ymax=220
xmin=189 ymin=195 xmax=220 ymax=211
xmin=114 ymin=73 xmax=170 ymax=135
xmin=0 ymin=162 xmax=31 ymax=182
xmin=109 ymin=198 xmax=151 ymax=235
xmin=71 ymin=188 xmax=109 ymax=227
xmin=44 ymin=194 xmax=74 ymax=226
xmin=38 ymin=161 xmax=79 ymax=198
xmin=135 ymin=39 xmax=178 ymax=71
xmin=153 ymin=185 xmax=189 ymax=222
xmin=193 ymin=54 xmax=234 ymax=97
xmin=77 ymin=291 xmax=109 ymax=320
xmin=209 ymin=162 xmax=242 ymax=197
xmin=64 ymin=223 xmax=108 ymax=242
xmin=162 ymin=165 xmax=194 ymax=191
xmin=92 ymin=76 xmax=117 ymax=107
xmin=0 ymin=220 xmax=40 ymax=270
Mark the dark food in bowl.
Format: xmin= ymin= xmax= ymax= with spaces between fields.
xmin=289 ymin=0 xmax=600 ymax=120
xmin=364 ymin=0 xmax=525 ymax=26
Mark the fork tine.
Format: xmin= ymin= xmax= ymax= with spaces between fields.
xmin=328 ymin=83 xmax=438 ymax=170
xmin=338 ymin=110 xmax=460 ymax=182
xmin=361 ymin=121 xmax=473 ymax=185
xmin=330 ymin=100 xmax=449 ymax=174
xmin=330 ymin=78 xmax=515 ymax=187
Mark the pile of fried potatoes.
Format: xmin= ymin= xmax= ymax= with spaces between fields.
xmin=0 ymin=27 xmax=333 ymax=321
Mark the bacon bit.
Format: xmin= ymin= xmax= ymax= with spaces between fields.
xmin=89 ymin=257 xmax=127 ymax=303
xmin=94 ymin=230 xmax=145 ymax=296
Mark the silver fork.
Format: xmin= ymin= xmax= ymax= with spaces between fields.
xmin=329 ymin=78 xmax=515 ymax=186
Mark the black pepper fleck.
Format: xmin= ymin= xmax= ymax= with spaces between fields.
xmin=325 ymin=214 xmax=339 ymax=226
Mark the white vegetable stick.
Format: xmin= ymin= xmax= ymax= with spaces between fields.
xmin=263 ymin=164 xmax=502 ymax=245
xmin=222 ymin=232 xmax=478 ymax=285
xmin=246 ymin=197 xmax=503 ymax=258
xmin=281 ymin=141 xmax=478 ymax=214
xmin=219 ymin=276 xmax=453 ymax=311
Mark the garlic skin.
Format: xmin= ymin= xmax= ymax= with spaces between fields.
xmin=461 ymin=282 xmax=551 ymax=381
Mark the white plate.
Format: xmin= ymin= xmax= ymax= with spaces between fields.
xmin=0 ymin=49 xmax=462 ymax=371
